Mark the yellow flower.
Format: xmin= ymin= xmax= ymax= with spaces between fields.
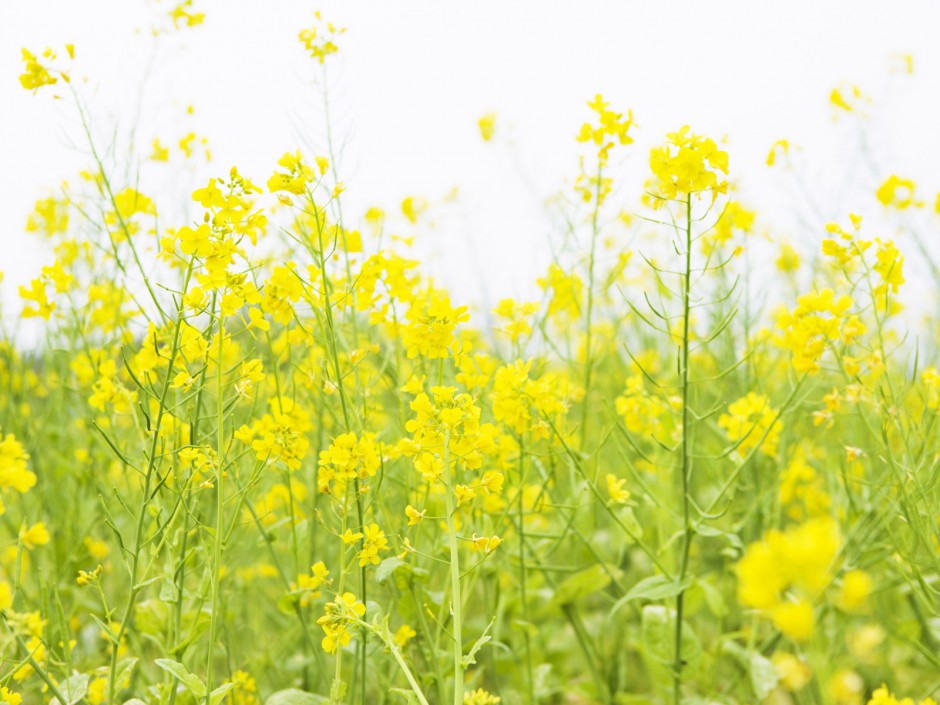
xmin=478 ymin=113 xmax=497 ymax=141
xmin=19 ymin=48 xmax=59 ymax=91
xmin=405 ymin=505 xmax=425 ymax=525
xmin=394 ymin=624 xmax=416 ymax=647
xmin=19 ymin=522 xmax=50 ymax=550
xmin=771 ymin=599 xmax=815 ymax=641
xmin=837 ymin=569 xmax=872 ymax=612
xmin=605 ymin=474 xmax=630 ymax=504
xmin=718 ymin=392 xmax=781 ymax=458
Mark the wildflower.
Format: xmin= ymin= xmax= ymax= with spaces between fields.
xmin=649 ymin=126 xmax=728 ymax=202
xmin=837 ymin=569 xmax=872 ymax=612
xmin=19 ymin=522 xmax=50 ymax=550
xmin=605 ymin=474 xmax=630 ymax=504
xmin=465 ymin=689 xmax=501 ymax=705
xmin=394 ymin=624 xmax=416 ymax=647
xmin=405 ymin=505 xmax=425 ymax=525
xmin=299 ymin=11 xmax=344 ymax=63
xmin=357 ymin=523 xmax=389 ymax=566
xmin=876 ymin=175 xmax=919 ymax=209
xmin=478 ymin=113 xmax=497 ymax=141
xmin=718 ymin=392 xmax=781 ymax=458
xmin=19 ymin=48 xmax=59 ymax=91
xmin=267 ymin=151 xmax=315 ymax=195
xmin=317 ymin=592 xmax=366 ymax=655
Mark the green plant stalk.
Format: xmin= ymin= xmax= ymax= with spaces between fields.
xmin=673 ymin=193 xmax=694 ymax=705
xmin=518 ymin=435 xmax=535 ymax=705
xmin=441 ymin=429 xmax=464 ymax=705
xmin=205 ymin=307 xmax=227 ymax=705
xmin=579 ymin=161 xmax=603 ymax=448
xmin=107 ymin=258 xmax=195 ymax=705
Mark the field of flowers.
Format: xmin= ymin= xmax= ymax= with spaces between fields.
xmin=3 ymin=6 xmax=939 ymax=705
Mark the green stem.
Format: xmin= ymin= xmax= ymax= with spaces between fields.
xmin=205 ymin=308 xmax=226 ymax=704
xmin=441 ymin=430 xmax=463 ymax=705
xmin=674 ymin=193 xmax=694 ymax=705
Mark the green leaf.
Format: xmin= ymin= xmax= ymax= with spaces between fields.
xmin=376 ymin=557 xmax=405 ymax=584
xmin=461 ymin=617 xmax=496 ymax=669
xmin=389 ymin=688 xmax=421 ymax=704
xmin=549 ymin=564 xmax=615 ymax=608
xmin=50 ymin=673 xmax=89 ymax=705
xmin=265 ymin=689 xmax=330 ymax=705
xmin=210 ymin=682 xmax=238 ymax=705
xmin=155 ymin=658 xmax=206 ymax=698
xmin=610 ymin=575 xmax=693 ymax=616
xmin=749 ymin=651 xmax=779 ymax=701
xmin=640 ymin=605 xmax=701 ymax=672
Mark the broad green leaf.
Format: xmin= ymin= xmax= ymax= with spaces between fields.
xmin=640 ymin=605 xmax=702 ymax=673
xmin=376 ymin=556 xmax=404 ymax=583
xmin=749 ymin=651 xmax=779 ymax=701
xmin=50 ymin=673 xmax=89 ymax=705
xmin=549 ymin=564 xmax=615 ymax=608
xmin=155 ymin=658 xmax=206 ymax=698
xmin=265 ymin=689 xmax=330 ymax=705
xmin=610 ymin=575 xmax=693 ymax=616
xmin=210 ymin=682 xmax=238 ymax=705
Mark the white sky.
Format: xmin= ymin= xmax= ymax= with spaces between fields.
xmin=2 ymin=0 xmax=940 ymax=328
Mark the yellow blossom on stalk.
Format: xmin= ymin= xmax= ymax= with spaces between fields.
xmin=775 ymin=289 xmax=862 ymax=374
xmin=538 ymin=264 xmax=583 ymax=322
xmin=866 ymin=686 xmax=937 ymax=705
xmin=394 ymin=624 xmax=416 ymax=647
xmin=470 ymin=534 xmax=502 ymax=552
xmin=19 ymin=277 xmax=55 ymax=320
xmin=493 ymin=298 xmax=539 ymax=341
xmin=317 ymin=592 xmax=365 ymax=654
xmin=401 ymin=196 xmax=427 ymax=224
xmin=735 ymin=516 xmax=841 ymax=641
xmin=293 ymin=561 xmax=330 ymax=605
xmin=317 ymin=432 xmax=381 ymax=495
xmin=478 ymin=112 xmax=497 ymax=141
xmin=400 ymin=290 xmax=469 ymax=359
xmin=704 ymin=200 xmax=755 ymax=254
xmin=605 ymin=474 xmax=630 ymax=504
xmin=19 ymin=522 xmax=50 ymax=550
xmin=766 ymin=139 xmax=791 ymax=167
xmin=26 ymin=195 xmax=69 ymax=236
xmin=465 ymin=688 xmax=501 ymax=705
xmin=267 ymin=151 xmax=315 ymax=195
xmin=357 ymin=524 xmax=389 ymax=566
xmin=837 ymin=569 xmax=872 ymax=612
xmin=0 ymin=687 xmax=22 ymax=705
xmin=778 ymin=447 xmax=831 ymax=520
xmin=169 ymin=0 xmax=205 ymax=28
xmin=830 ymin=84 xmax=869 ymax=113
xmin=405 ymin=505 xmax=425 ymax=525
xmin=19 ymin=48 xmax=61 ymax=91
xmin=0 ymin=430 xmax=36 ymax=503
xmin=776 ymin=243 xmax=801 ymax=273
xmin=238 ymin=397 xmax=311 ymax=471
xmin=577 ymin=94 xmax=634 ymax=160
xmin=876 ymin=175 xmax=919 ymax=209
xmin=299 ymin=11 xmax=345 ymax=63
xmin=649 ymin=126 xmax=728 ymax=202
xmin=718 ymin=392 xmax=781 ymax=458
xmin=615 ymin=374 xmax=669 ymax=438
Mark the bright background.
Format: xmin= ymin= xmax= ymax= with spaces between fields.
xmin=2 ymin=0 xmax=940 ymax=327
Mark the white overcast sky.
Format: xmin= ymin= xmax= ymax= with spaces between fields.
xmin=2 ymin=1 xmax=940 ymax=326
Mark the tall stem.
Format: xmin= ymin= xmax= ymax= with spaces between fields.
xmin=205 ymin=308 xmax=226 ymax=704
xmin=441 ymin=430 xmax=463 ymax=705
xmin=673 ymin=194 xmax=694 ymax=705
